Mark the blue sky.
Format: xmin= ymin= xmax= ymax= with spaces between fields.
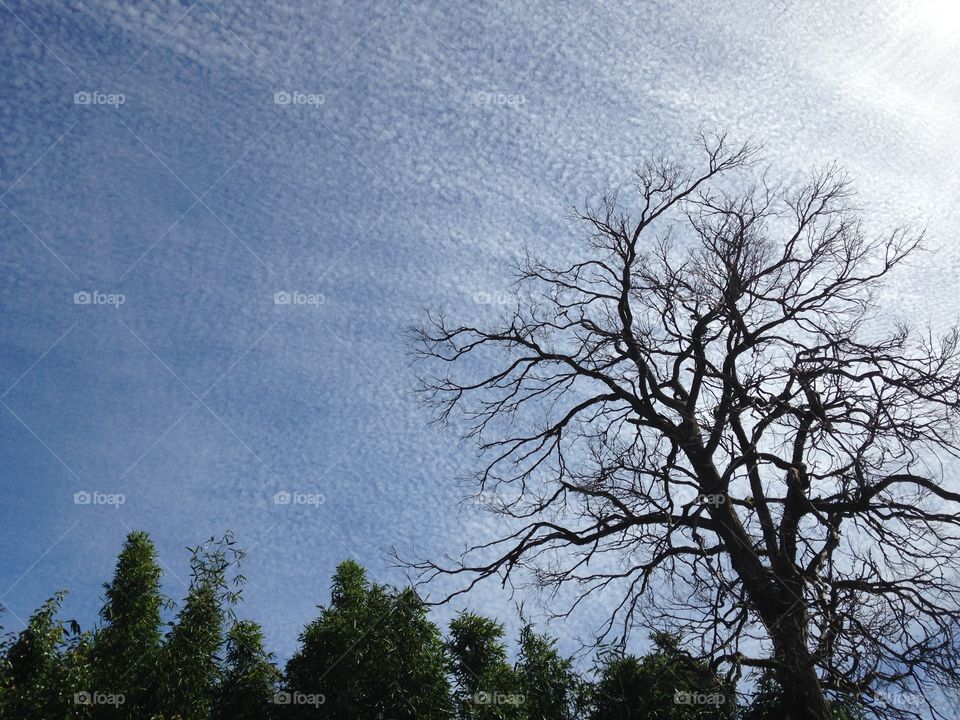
xmin=2 ymin=0 xmax=960 ymax=663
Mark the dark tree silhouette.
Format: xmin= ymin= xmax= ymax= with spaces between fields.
xmin=411 ymin=135 xmax=960 ymax=720
xmin=740 ymin=671 xmax=863 ymax=720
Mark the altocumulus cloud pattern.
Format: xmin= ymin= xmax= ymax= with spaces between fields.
xmin=1 ymin=0 xmax=960 ymax=661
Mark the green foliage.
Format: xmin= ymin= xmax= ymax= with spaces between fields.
xmin=447 ymin=613 xmax=521 ymax=720
xmin=589 ymin=634 xmax=734 ymax=720
xmin=588 ymin=655 xmax=644 ymax=720
xmin=446 ymin=614 xmax=580 ymax=720
xmin=515 ymin=625 xmax=578 ymax=720
xmin=0 ymin=534 xmax=895 ymax=719
xmin=61 ymin=630 xmax=96 ymax=719
xmin=739 ymin=673 xmax=865 ymax=720
xmin=738 ymin=672 xmax=786 ymax=720
xmin=283 ymin=559 xmax=452 ymax=719
xmin=0 ymin=592 xmax=90 ymax=720
xmin=212 ymin=620 xmax=279 ymax=720
xmin=157 ymin=533 xmax=246 ymax=720
xmin=90 ymin=530 xmax=167 ymax=719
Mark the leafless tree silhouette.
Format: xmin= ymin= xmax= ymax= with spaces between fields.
xmin=409 ymin=135 xmax=960 ymax=720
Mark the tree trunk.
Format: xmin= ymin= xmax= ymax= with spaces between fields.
xmin=769 ymin=607 xmax=832 ymax=720
xmin=691 ymin=448 xmax=832 ymax=720
xmin=705 ymin=499 xmax=832 ymax=720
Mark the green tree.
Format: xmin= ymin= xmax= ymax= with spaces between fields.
xmin=515 ymin=625 xmax=578 ymax=720
xmin=0 ymin=612 xmax=10 ymax=719
xmin=90 ymin=531 xmax=166 ymax=719
xmin=0 ymin=593 xmax=88 ymax=720
xmin=62 ymin=629 xmax=96 ymax=719
xmin=739 ymin=673 xmax=864 ymax=720
xmin=157 ymin=533 xmax=245 ymax=720
xmin=588 ymin=655 xmax=644 ymax=720
xmin=446 ymin=613 xmax=522 ymax=720
xmin=588 ymin=634 xmax=734 ymax=720
xmin=283 ymin=560 xmax=452 ymax=719
xmin=212 ymin=620 xmax=280 ymax=720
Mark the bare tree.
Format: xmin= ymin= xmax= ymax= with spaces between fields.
xmin=409 ymin=135 xmax=960 ymax=720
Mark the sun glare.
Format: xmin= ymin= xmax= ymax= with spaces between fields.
xmin=908 ymin=0 xmax=960 ymax=43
